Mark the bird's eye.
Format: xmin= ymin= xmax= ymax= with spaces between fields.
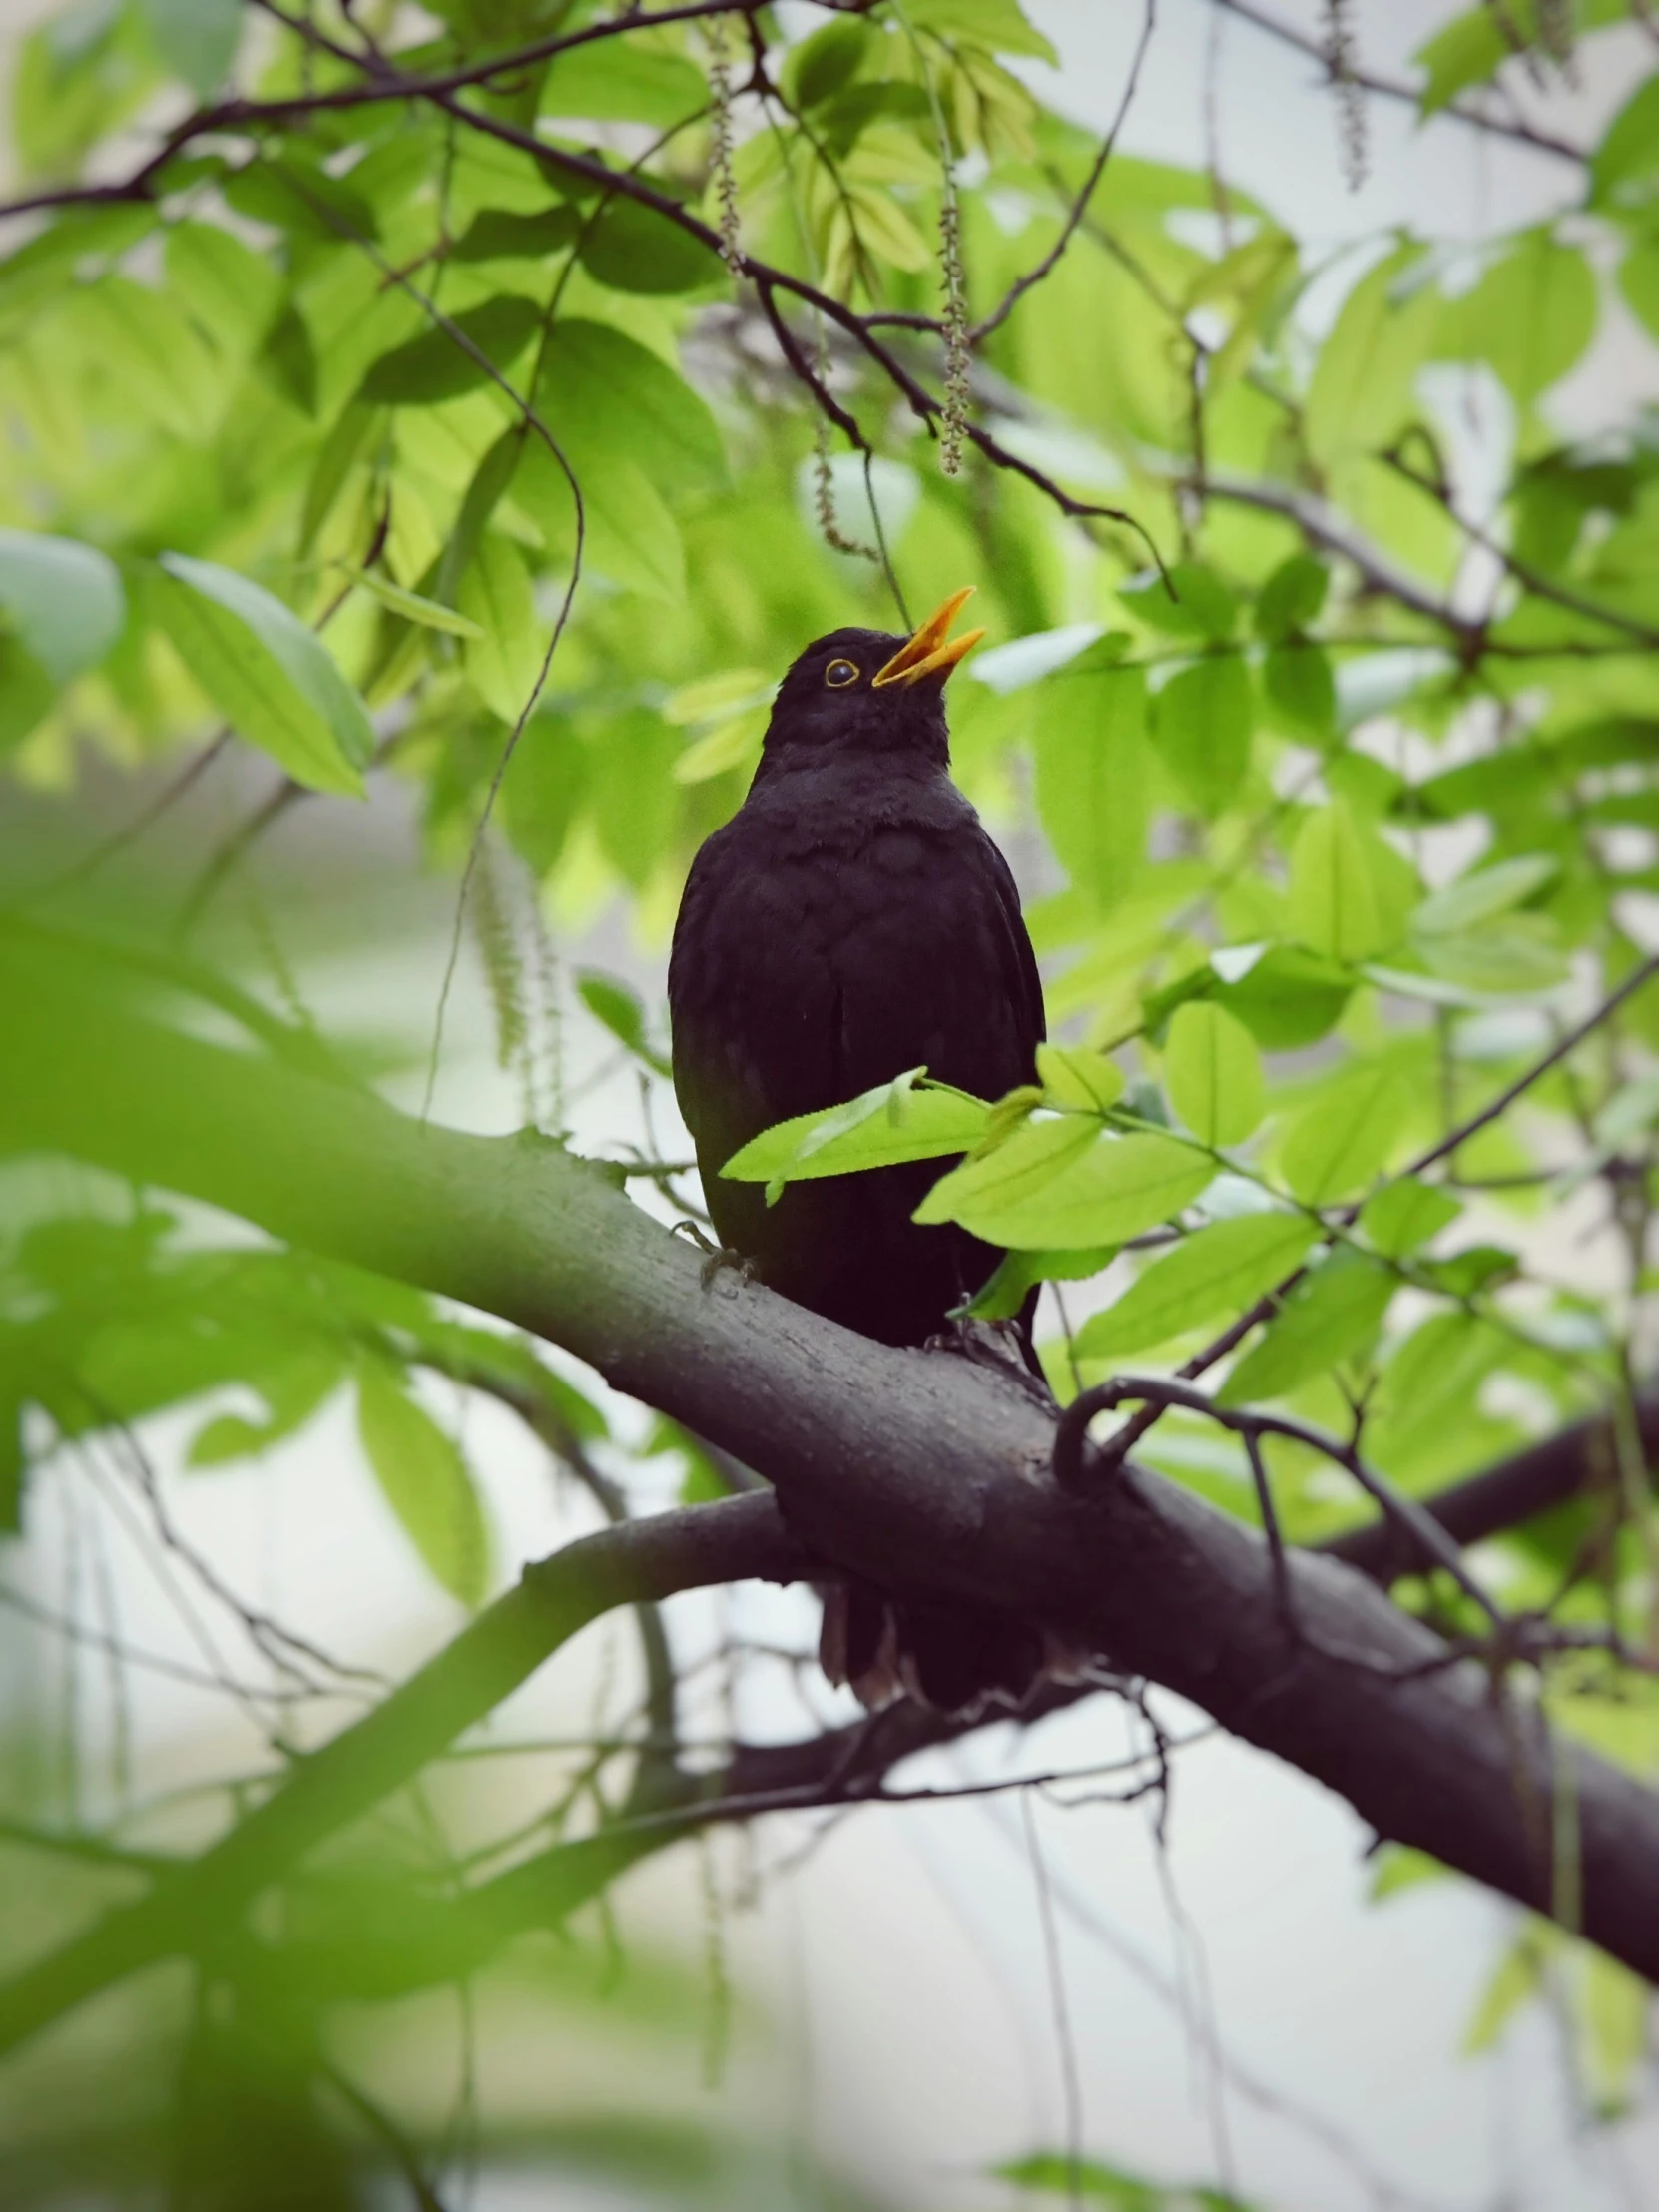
xmin=825 ymin=658 xmax=859 ymax=688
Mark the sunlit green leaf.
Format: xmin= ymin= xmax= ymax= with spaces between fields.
xmin=916 ymin=1124 xmax=1211 ymax=1250
xmin=1280 ymin=1064 xmax=1411 ymax=1206
xmin=725 ymin=1072 xmax=990 ymax=1198
xmin=1075 ymin=1213 xmax=1321 ymax=1365
xmin=1218 ymin=1248 xmax=1394 ymax=1405
xmin=1163 ymin=1002 xmax=1264 ymax=1148
xmin=1154 ymin=655 xmax=1252 ymax=816
xmin=1359 ymin=1177 xmax=1461 ymax=1259
xmin=1033 ymin=661 xmax=1149 ymax=906
xmin=360 ymin=295 xmax=542 ymax=405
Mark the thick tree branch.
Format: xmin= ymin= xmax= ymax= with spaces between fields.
xmin=3 ymin=935 xmax=1659 ymax=2029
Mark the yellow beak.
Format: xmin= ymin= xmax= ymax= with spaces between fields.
xmin=871 ymin=587 xmax=986 ymax=690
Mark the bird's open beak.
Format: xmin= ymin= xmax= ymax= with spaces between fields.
xmin=871 ymin=587 xmax=986 ymax=689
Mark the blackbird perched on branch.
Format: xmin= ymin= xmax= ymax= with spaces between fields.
xmin=669 ymin=590 xmax=1053 ymax=1714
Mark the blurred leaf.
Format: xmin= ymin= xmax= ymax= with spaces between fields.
xmin=577 ymin=971 xmax=672 ymax=1076
xmin=1255 ymin=553 xmax=1329 ymax=642
xmin=1154 ymin=656 xmax=1252 ymax=816
xmin=1304 ymin=245 xmax=1438 ymax=468
xmin=152 ymin=553 xmax=373 ymax=795
xmin=578 ymin=198 xmax=722 ymax=293
xmin=1075 ymin=1214 xmax=1320 ymax=1365
xmin=902 ymin=0 xmax=1058 ymax=62
xmin=1163 ymin=1002 xmax=1264 ymax=1148
xmin=1120 ymin=561 xmax=1235 ymax=641
xmin=1281 ymin=1064 xmax=1411 ymax=1205
xmin=139 ymin=0 xmax=241 ymax=97
xmin=1033 ymin=661 xmax=1148 ymax=906
xmin=1435 ymin=230 xmax=1596 ymax=402
xmin=1288 ymin=802 xmax=1404 ymax=964
xmin=355 ymin=1362 xmax=488 ymax=1606
xmin=1359 ymin=1176 xmax=1460 ymax=1259
xmin=336 ymin=567 xmax=483 ymax=638
xmin=459 ymin=533 xmax=542 ymax=721
xmin=540 ymin=41 xmax=708 ymax=125
xmin=0 ymin=530 xmax=124 ymax=683
xmin=360 ymin=294 xmax=542 ymax=405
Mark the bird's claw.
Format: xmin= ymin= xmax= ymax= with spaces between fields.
xmin=923 ymin=1317 xmax=1055 ymax=1407
xmin=671 ymin=1220 xmax=758 ymax=1294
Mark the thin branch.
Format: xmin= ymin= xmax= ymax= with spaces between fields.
xmin=1208 ymin=0 xmax=1590 ymax=165
xmin=969 ymin=0 xmax=1157 ymax=344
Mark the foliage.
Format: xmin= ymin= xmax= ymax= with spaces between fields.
xmin=3 ymin=0 xmax=1659 ymax=2201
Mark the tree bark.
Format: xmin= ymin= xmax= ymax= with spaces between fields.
xmin=3 ymin=935 xmax=1657 ymax=2028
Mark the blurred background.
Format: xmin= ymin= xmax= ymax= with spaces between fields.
xmin=3 ymin=2 xmax=1658 ymax=2207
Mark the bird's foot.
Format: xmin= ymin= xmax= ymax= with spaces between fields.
xmin=922 ymin=1316 xmax=1055 ymax=1409
xmin=671 ymin=1219 xmax=759 ymax=1295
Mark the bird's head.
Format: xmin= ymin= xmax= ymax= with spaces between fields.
xmin=759 ymin=589 xmax=985 ymax=771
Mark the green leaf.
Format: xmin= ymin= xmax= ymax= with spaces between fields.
xmin=1359 ymin=1176 xmax=1461 ymax=1259
xmin=166 ymin=221 xmax=280 ymax=353
xmin=224 ymin=154 xmax=377 ymax=245
xmin=153 ymin=553 xmax=373 ymax=795
xmin=1304 ymin=245 xmax=1438 ymax=469
xmin=360 ymin=295 xmax=542 ymax=405
xmin=1281 ymin=1064 xmax=1411 ymax=1206
xmin=1154 ymin=656 xmax=1252 ymax=815
xmin=723 ymin=1073 xmax=990 ymax=1196
xmin=916 ymin=1126 xmax=1211 ymax=1250
xmin=513 ymin=432 xmax=687 ymax=602
xmin=452 ymin=206 xmax=582 ymax=263
xmin=1415 ymin=914 xmax=1567 ymax=994
xmin=902 ymin=0 xmax=1058 ymax=63
xmin=256 ymin=303 xmax=319 ymax=416
xmin=1462 ymin=1930 xmax=1547 ymax=2056
xmin=1591 ymin=74 xmax=1659 ymax=215
xmin=1434 ymin=231 xmax=1596 ymax=403
xmin=540 ymin=41 xmax=708 ymax=126
xmin=336 ymin=568 xmax=483 ymax=638
xmin=1255 ymin=554 xmax=1329 ymax=642
xmin=139 ymin=0 xmax=241 ymax=99
xmin=1618 ymin=234 xmax=1659 ymax=342
xmin=1075 ymin=1214 xmax=1321 ymax=1365
xmin=1288 ymin=802 xmax=1402 ymax=963
xmin=578 ymin=197 xmax=722 ymax=294
xmin=787 ymin=18 xmax=872 ymax=110
xmin=576 ymin=971 xmax=671 ymax=1077
xmin=964 ymin=1243 xmax=1117 ymax=1321
xmin=535 ymin=320 xmax=724 ymax=496
xmin=459 ymin=534 xmax=542 ymax=722
xmin=1218 ymin=1249 xmax=1395 ymax=1405
xmin=1036 ymin=1044 xmax=1125 ymax=1113
xmin=0 ymin=638 xmax=57 ymax=753
xmin=0 ymin=530 xmax=125 ymax=684
xmin=1120 ymin=561 xmax=1235 ymax=642
xmin=1412 ymin=853 xmax=1557 ymax=935
xmin=1213 ymin=946 xmax=1353 ymax=1050
xmin=1033 ymin=662 xmax=1149 ymax=906
xmin=1163 ymin=1002 xmax=1264 ymax=1149
xmin=355 ymin=1363 xmax=488 ymax=1607
xmin=1263 ymin=643 xmax=1335 ymax=736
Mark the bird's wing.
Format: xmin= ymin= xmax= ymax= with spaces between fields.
xmin=824 ymin=820 xmax=1044 ymax=1106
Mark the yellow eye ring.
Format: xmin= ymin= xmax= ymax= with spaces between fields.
xmin=825 ymin=658 xmax=859 ymax=688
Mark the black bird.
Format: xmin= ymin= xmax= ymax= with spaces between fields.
xmin=668 ymin=591 xmax=1051 ymax=1712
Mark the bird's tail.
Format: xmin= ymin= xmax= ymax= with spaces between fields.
xmin=819 ymin=1575 xmax=1089 ymax=1721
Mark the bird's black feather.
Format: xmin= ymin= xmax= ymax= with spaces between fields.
xmin=668 ymin=620 xmax=1049 ymax=1713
